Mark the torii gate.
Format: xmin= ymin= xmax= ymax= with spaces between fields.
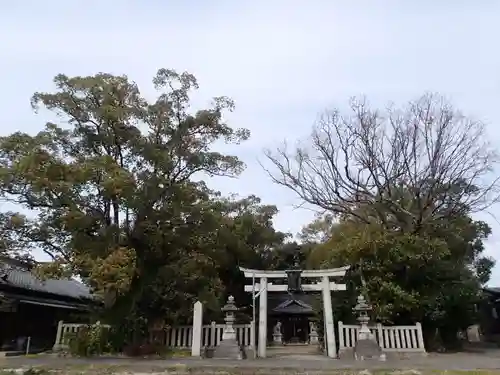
xmin=240 ymin=265 xmax=349 ymax=358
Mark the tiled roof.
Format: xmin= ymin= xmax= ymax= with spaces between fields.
xmin=484 ymin=287 xmax=500 ymax=295
xmin=273 ymin=298 xmax=314 ymax=314
xmin=0 ymin=261 xmax=93 ymax=300
xmin=268 ymin=293 xmax=318 ymax=314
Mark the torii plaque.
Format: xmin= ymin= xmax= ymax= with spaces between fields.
xmin=240 ymin=265 xmax=349 ymax=358
xmin=285 ymin=260 xmax=302 ymax=293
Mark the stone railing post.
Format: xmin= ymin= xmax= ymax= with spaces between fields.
xmin=52 ymin=320 xmax=64 ymax=351
xmin=376 ymin=323 xmax=384 ymax=349
xmin=250 ymin=320 xmax=255 ymax=349
xmin=416 ymin=322 xmax=425 ymax=351
xmin=191 ymin=301 xmax=203 ymax=357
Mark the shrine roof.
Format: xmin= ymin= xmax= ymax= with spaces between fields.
xmin=272 ymin=298 xmax=314 ymax=314
xmin=268 ymin=293 xmax=317 ymax=315
xmin=485 ymin=287 xmax=500 ymax=295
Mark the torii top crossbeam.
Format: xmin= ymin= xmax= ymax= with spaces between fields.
xmin=239 ymin=266 xmax=349 ymax=279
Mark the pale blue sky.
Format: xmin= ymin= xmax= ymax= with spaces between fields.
xmin=1 ymin=1 xmax=500 ymax=281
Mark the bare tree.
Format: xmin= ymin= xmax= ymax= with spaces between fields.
xmin=264 ymin=94 xmax=500 ymax=232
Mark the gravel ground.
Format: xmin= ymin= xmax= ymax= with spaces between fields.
xmin=1 ymin=352 xmax=500 ymax=372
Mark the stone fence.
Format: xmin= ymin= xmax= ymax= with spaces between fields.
xmin=157 ymin=322 xmax=253 ymax=349
xmin=52 ymin=321 xmax=110 ymax=351
xmin=338 ymin=321 xmax=426 ymax=353
xmin=52 ymin=320 xmax=253 ymax=351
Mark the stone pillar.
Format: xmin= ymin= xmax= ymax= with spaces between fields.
xmin=416 ymin=322 xmax=425 ymax=350
xmin=191 ymin=301 xmax=203 ymax=357
xmin=258 ymin=277 xmax=268 ymax=358
xmin=250 ymin=320 xmax=256 ymax=349
xmin=52 ymin=320 xmax=64 ymax=351
xmin=322 ymin=275 xmax=336 ymax=358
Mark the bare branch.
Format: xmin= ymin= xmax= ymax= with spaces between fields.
xmin=264 ymin=94 xmax=500 ymax=232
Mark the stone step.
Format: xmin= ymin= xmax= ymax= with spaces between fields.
xmin=266 ymin=344 xmax=323 ymax=357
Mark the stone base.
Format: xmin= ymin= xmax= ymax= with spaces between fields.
xmin=273 ymin=334 xmax=282 ymax=345
xmin=212 ymin=339 xmax=244 ymax=360
xmin=339 ymin=348 xmax=427 ymax=360
xmin=354 ymin=338 xmax=385 ymax=361
xmin=309 ymin=335 xmax=319 ymax=344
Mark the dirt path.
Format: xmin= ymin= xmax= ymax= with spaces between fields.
xmin=1 ymin=352 xmax=500 ymax=372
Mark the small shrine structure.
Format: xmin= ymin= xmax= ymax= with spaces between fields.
xmin=240 ymin=263 xmax=349 ymax=358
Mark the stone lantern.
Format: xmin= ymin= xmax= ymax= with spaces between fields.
xmin=221 ymin=295 xmax=238 ymax=341
xmin=353 ymin=294 xmax=372 ymax=338
xmin=213 ymin=295 xmax=245 ymax=359
xmin=352 ymin=294 xmax=385 ymax=361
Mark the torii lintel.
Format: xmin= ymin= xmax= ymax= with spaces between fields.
xmin=238 ymin=265 xmax=350 ymax=279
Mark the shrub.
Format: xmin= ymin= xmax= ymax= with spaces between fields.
xmin=66 ymin=323 xmax=111 ymax=356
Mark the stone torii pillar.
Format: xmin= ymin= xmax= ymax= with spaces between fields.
xmin=257 ymin=277 xmax=267 ymax=358
xmin=322 ymin=275 xmax=336 ymax=357
xmin=240 ymin=266 xmax=349 ymax=358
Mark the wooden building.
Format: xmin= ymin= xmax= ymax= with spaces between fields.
xmin=0 ymin=257 xmax=95 ymax=352
xmin=268 ymin=293 xmax=317 ymax=343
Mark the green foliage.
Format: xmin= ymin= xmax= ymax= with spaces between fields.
xmin=299 ymin=214 xmax=335 ymax=245
xmin=205 ymin=195 xmax=289 ymax=316
xmin=308 ymin=210 xmax=493 ymax=348
xmin=66 ymin=323 xmax=111 ymax=357
xmin=302 ymin=174 xmax=495 ymax=350
xmin=0 ymin=68 xmax=288 ymax=342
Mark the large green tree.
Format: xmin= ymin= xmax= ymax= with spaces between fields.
xmin=209 ymin=194 xmax=289 ymax=315
xmin=0 ymin=69 xmax=258 ymax=330
xmin=308 ymin=212 xmax=492 ymax=344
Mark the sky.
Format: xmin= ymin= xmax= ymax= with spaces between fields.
xmin=1 ymin=1 xmax=500 ymax=281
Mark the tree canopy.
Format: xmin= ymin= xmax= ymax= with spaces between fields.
xmin=0 ymin=69 xmax=291 ymax=335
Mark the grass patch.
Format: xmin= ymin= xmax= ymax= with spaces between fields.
xmin=166 ymin=349 xmax=191 ymax=358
